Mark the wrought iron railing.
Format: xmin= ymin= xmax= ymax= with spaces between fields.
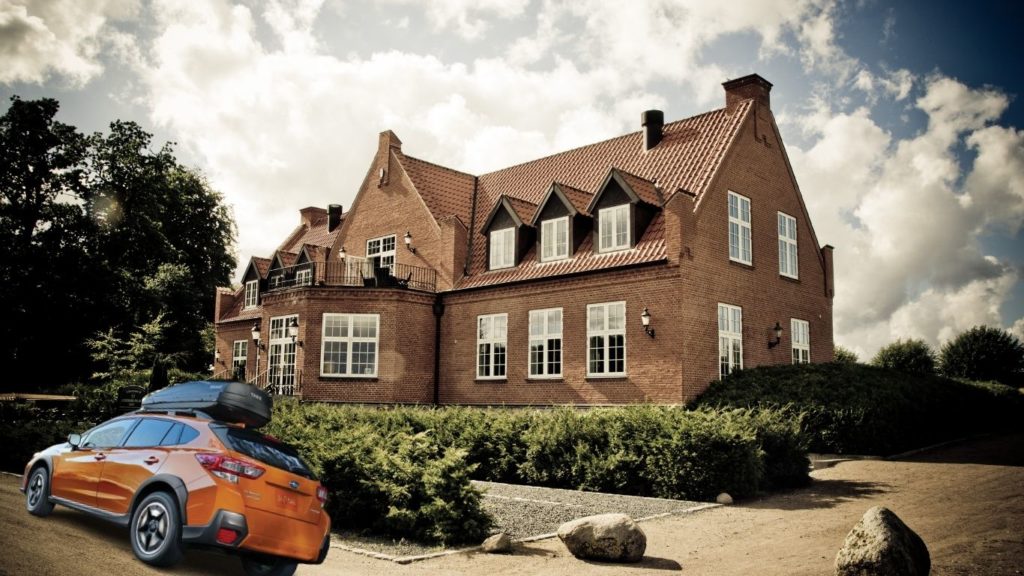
xmin=265 ymin=261 xmax=436 ymax=292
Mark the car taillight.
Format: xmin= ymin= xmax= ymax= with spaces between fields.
xmin=195 ymin=453 xmax=265 ymax=483
xmin=316 ymin=485 xmax=328 ymax=506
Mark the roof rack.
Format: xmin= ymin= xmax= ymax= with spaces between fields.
xmin=132 ymin=408 xmax=216 ymax=421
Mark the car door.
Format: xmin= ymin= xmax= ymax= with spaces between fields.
xmin=94 ymin=417 xmax=176 ymax=515
xmin=51 ymin=418 xmax=139 ymax=509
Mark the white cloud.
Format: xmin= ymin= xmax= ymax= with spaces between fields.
xmin=790 ymin=76 xmax=1023 ymax=357
xmin=0 ymin=0 xmax=137 ymax=86
xmin=376 ymin=0 xmax=530 ymax=40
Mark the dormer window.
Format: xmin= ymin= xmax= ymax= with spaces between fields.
xmin=541 ymin=217 xmax=569 ymax=261
xmin=244 ymin=279 xmax=258 ymax=309
xmin=489 ymin=227 xmax=515 ymax=269
xmin=598 ymin=204 xmax=630 ymax=252
xmin=295 ymin=268 xmax=312 ymax=286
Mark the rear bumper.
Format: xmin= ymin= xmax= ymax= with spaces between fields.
xmin=183 ymin=507 xmax=330 ymax=563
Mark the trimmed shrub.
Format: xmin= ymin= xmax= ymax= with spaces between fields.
xmin=695 ymin=362 xmax=1022 ymax=455
xmin=940 ymin=325 xmax=1024 ymax=386
xmin=871 ymin=339 xmax=936 ymax=374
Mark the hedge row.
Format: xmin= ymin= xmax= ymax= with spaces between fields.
xmin=694 ymin=362 xmax=1023 ymax=455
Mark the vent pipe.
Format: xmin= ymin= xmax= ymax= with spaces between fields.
xmin=642 ymin=110 xmax=664 ymax=151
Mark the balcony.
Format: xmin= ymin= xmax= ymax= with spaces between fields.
xmin=265 ymin=261 xmax=437 ymax=293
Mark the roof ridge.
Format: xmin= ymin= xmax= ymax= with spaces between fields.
xmin=479 ymin=106 xmax=731 ymax=178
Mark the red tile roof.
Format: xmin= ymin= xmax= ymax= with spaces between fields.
xmin=398 ymin=152 xmax=476 ymax=227
xmin=278 ymin=214 xmax=343 ymax=253
xmin=217 ymin=286 xmax=262 ymax=323
xmin=251 ymin=257 xmax=271 ymax=279
xmin=615 ymin=169 xmax=664 ymax=206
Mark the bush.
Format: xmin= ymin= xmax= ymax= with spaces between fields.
xmin=695 ymin=362 xmax=1022 ymax=455
xmin=871 ymin=339 xmax=936 ymax=374
xmin=833 ymin=346 xmax=859 ymax=364
xmin=940 ymin=325 xmax=1024 ymax=386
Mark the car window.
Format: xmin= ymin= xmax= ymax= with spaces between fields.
xmin=210 ymin=425 xmax=314 ymax=479
xmin=157 ymin=423 xmax=200 ymax=446
xmin=82 ymin=419 xmax=138 ymax=449
xmin=123 ymin=418 xmax=175 ymax=448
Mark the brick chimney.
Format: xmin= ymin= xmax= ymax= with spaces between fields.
xmin=641 ymin=110 xmax=664 ymax=151
xmin=299 ymin=206 xmax=327 ymax=228
xmin=328 ymin=203 xmax=343 ymax=231
xmin=723 ymin=74 xmax=773 ymax=113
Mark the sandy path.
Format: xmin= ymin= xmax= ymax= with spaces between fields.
xmin=1 ymin=433 xmax=1021 ymax=575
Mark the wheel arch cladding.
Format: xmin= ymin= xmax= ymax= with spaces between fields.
xmin=131 ymin=475 xmax=189 ymax=525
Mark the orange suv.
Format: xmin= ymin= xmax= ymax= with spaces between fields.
xmin=20 ymin=383 xmax=330 ymax=576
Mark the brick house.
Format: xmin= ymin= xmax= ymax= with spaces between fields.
xmin=213 ymin=74 xmax=834 ymax=405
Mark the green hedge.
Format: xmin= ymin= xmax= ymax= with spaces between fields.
xmin=694 ymin=363 xmax=1023 ymax=455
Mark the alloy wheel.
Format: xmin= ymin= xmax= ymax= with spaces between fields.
xmin=27 ymin=473 xmax=44 ymax=508
xmin=135 ymin=501 xmax=169 ymax=555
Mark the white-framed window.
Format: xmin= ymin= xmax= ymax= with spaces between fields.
xmin=489 ymin=228 xmax=515 ymax=270
xmin=231 ymin=340 xmax=247 ymax=379
xmin=295 ymin=267 xmax=312 ymax=286
xmin=587 ymin=302 xmax=626 ymax=376
xmin=477 ymin=314 xmax=508 ymax=379
xmin=718 ymin=303 xmax=743 ymax=378
xmin=541 ymin=217 xmax=569 ymax=261
xmin=529 ymin=308 xmax=563 ymax=377
xmin=321 ymin=314 xmax=379 ymax=377
xmin=791 ymin=318 xmax=810 ymax=364
xmin=778 ymin=212 xmax=798 ymax=279
xmin=367 ymin=235 xmax=396 ymax=268
xmin=728 ymin=191 xmax=752 ymax=264
xmin=269 ymin=274 xmax=283 ymax=289
xmin=244 ymin=279 xmax=259 ymax=308
xmin=598 ymin=204 xmax=630 ymax=252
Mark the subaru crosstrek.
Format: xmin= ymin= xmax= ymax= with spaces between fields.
xmin=21 ymin=412 xmax=330 ymax=576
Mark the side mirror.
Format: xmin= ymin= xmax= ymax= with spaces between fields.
xmin=68 ymin=433 xmax=81 ymax=450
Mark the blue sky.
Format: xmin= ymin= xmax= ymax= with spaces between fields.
xmin=2 ymin=0 xmax=1022 ymax=358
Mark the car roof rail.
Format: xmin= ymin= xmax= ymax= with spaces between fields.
xmin=132 ymin=408 xmax=216 ymax=421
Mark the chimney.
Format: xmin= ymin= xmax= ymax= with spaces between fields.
xmin=328 ymin=204 xmax=343 ymax=232
xmin=642 ymin=110 xmax=664 ymax=151
xmin=299 ymin=206 xmax=327 ymax=228
xmin=722 ymin=73 xmax=773 ymax=113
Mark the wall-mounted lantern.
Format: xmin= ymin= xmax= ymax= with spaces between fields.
xmin=404 ymin=231 xmax=416 ymax=254
xmin=768 ymin=322 xmax=783 ymax=348
xmin=640 ymin=307 xmax=655 ymax=338
xmin=287 ymin=317 xmax=302 ymax=347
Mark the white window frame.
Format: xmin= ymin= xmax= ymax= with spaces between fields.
xmin=295 ymin=267 xmax=312 ymax=286
xmin=269 ymin=274 xmax=283 ymax=289
xmin=778 ymin=212 xmax=798 ymax=279
xmin=718 ymin=303 xmax=743 ymax=378
xmin=244 ymin=279 xmax=259 ymax=309
xmin=541 ymin=217 xmax=570 ymax=262
xmin=728 ymin=191 xmax=752 ymax=265
xmin=791 ymin=318 xmax=810 ymax=364
xmin=489 ymin=227 xmax=515 ymax=270
xmin=367 ymin=235 xmax=396 ymax=269
xmin=598 ymin=204 xmax=630 ymax=252
xmin=529 ymin=308 xmax=563 ymax=378
xmin=477 ymin=313 xmax=508 ymax=379
xmin=231 ymin=340 xmax=247 ymax=376
xmin=587 ymin=302 xmax=626 ymax=377
xmin=320 ymin=313 xmax=380 ymax=377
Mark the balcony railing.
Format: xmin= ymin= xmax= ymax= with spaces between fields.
xmin=265 ymin=261 xmax=436 ymax=293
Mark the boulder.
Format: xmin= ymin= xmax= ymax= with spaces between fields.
xmin=481 ymin=532 xmax=513 ymax=554
xmin=557 ymin=513 xmax=646 ymax=563
xmin=835 ymin=506 xmax=930 ymax=576
xmin=716 ymin=492 xmax=734 ymax=505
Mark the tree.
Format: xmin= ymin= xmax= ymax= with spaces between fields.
xmin=0 ymin=96 xmax=101 ymax=389
xmin=871 ymin=339 xmax=936 ymax=375
xmin=1 ymin=97 xmax=236 ymax=388
xmin=939 ymin=326 xmax=1024 ymax=386
xmin=833 ymin=346 xmax=859 ymax=364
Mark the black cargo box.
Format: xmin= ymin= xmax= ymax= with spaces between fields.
xmin=141 ymin=381 xmax=272 ymax=428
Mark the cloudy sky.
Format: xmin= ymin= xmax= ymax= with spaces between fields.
xmin=2 ymin=0 xmax=1022 ymax=358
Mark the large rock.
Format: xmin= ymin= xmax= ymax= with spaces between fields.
xmin=835 ymin=506 xmax=930 ymax=576
xmin=557 ymin=513 xmax=646 ymax=563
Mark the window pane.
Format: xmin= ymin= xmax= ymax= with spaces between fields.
xmin=494 ymin=315 xmax=507 ymax=338
xmin=589 ymin=306 xmax=605 ymax=331
xmin=529 ymin=311 xmax=544 ymax=336
xmin=351 ymin=342 xmax=376 ymax=375
xmin=589 ymin=336 xmax=605 ymax=373
xmin=493 ymin=343 xmax=506 ymax=376
xmin=547 ymin=338 xmax=562 ymax=374
xmin=608 ymin=303 xmax=625 ymax=330
xmin=608 ymin=334 xmax=625 ymax=373
xmin=478 ymin=343 xmax=491 ymax=376
xmin=478 ymin=316 xmax=490 ymax=339
xmin=124 ymin=419 xmax=175 ymax=448
xmin=83 ymin=419 xmax=137 ymax=449
xmin=548 ymin=309 xmax=562 ymax=333
xmin=530 ymin=342 xmax=543 ymax=375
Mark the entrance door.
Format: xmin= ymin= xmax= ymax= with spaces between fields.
xmin=268 ymin=315 xmax=297 ymax=396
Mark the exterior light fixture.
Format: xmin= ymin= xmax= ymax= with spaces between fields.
xmin=338 ymin=245 xmax=346 ymax=260
xmin=251 ymin=321 xmax=264 ymax=350
xmin=768 ymin=321 xmax=783 ymax=348
xmin=640 ymin=307 xmax=655 ymax=338
xmin=287 ymin=317 xmax=302 ymax=347
xmin=404 ymin=231 xmax=416 ymax=253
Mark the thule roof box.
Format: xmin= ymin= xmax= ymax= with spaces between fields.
xmin=140 ymin=380 xmax=272 ymax=428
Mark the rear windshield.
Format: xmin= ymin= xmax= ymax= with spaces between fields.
xmin=210 ymin=425 xmax=315 ymax=479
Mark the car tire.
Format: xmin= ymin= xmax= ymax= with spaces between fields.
xmin=240 ymin=553 xmax=298 ymax=576
xmin=130 ymin=491 xmax=184 ymax=567
xmin=25 ymin=466 xmax=54 ymax=517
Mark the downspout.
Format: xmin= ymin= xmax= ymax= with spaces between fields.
xmin=432 ymin=295 xmax=445 ymax=405
xmin=464 ymin=176 xmax=479 ymax=276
